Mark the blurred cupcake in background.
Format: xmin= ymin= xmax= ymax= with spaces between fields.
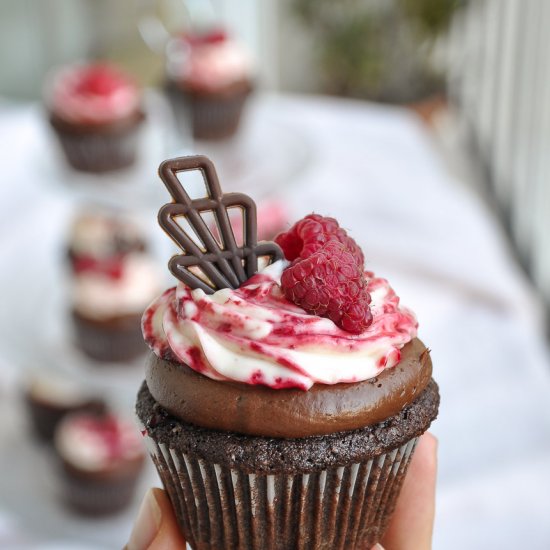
xmin=24 ymin=373 xmax=105 ymax=443
xmin=68 ymin=210 xmax=161 ymax=363
xmin=165 ymin=28 xmax=254 ymax=140
xmin=211 ymin=199 xmax=289 ymax=245
xmin=54 ymin=410 xmax=145 ymax=516
xmin=46 ymin=62 xmax=145 ymax=173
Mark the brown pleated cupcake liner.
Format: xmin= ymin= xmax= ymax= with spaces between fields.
xmin=59 ymin=472 xmax=141 ymax=516
xmin=142 ymin=431 xmax=417 ymax=550
xmin=26 ymin=398 xmax=75 ymax=443
xmin=189 ymin=94 xmax=249 ymax=140
xmin=51 ymin=123 xmax=142 ymax=173
xmin=25 ymin=395 xmax=105 ymax=443
xmin=166 ymin=82 xmax=250 ymax=140
xmin=72 ymin=312 xmax=146 ymax=363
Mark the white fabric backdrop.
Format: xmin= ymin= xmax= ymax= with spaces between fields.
xmin=0 ymin=93 xmax=549 ymax=549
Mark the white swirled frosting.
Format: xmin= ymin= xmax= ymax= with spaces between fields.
xmin=167 ymin=37 xmax=252 ymax=91
xmin=142 ymin=261 xmax=417 ymax=390
xmin=73 ymin=254 xmax=161 ymax=320
xmin=56 ymin=414 xmax=144 ymax=471
xmin=47 ymin=63 xmax=141 ymax=125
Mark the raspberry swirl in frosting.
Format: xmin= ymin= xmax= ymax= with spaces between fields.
xmin=56 ymin=413 xmax=144 ymax=471
xmin=142 ymin=260 xmax=417 ymax=390
xmin=48 ymin=63 xmax=141 ymax=125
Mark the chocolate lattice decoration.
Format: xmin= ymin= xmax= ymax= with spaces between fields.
xmin=158 ymin=156 xmax=284 ymax=293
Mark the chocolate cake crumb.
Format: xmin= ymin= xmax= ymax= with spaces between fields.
xmin=136 ymin=379 xmax=439 ymax=475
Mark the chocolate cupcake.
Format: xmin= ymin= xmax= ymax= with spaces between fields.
xmin=165 ymin=29 xmax=253 ymax=140
xmin=24 ymin=374 xmax=105 ymax=443
xmin=68 ymin=211 xmax=161 ymax=363
xmin=46 ymin=62 xmax=145 ymax=173
xmin=136 ymin=156 xmax=439 ymax=549
xmin=54 ymin=411 xmax=145 ymax=516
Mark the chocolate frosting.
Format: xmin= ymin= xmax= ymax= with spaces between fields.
xmin=137 ymin=378 xmax=439 ymax=473
xmin=145 ymin=338 xmax=432 ymax=438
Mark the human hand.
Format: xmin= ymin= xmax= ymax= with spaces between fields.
xmin=125 ymin=487 xmax=186 ymax=550
xmin=377 ymin=432 xmax=438 ymax=550
xmin=125 ymin=432 xmax=437 ymax=550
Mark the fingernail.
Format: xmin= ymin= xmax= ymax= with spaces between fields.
xmin=372 ymin=544 xmax=385 ymax=550
xmin=126 ymin=489 xmax=162 ymax=550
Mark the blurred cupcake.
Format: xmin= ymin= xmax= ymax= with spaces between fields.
xmin=46 ymin=62 xmax=145 ymax=173
xmin=68 ymin=211 xmax=161 ymax=363
xmin=165 ymin=28 xmax=253 ymax=140
xmin=55 ymin=411 xmax=145 ymax=516
xmin=24 ymin=373 xmax=105 ymax=443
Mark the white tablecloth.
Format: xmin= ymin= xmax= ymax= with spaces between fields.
xmin=1 ymin=93 xmax=549 ymax=549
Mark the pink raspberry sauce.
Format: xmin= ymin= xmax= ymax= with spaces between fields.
xmin=142 ymin=262 xmax=417 ymax=390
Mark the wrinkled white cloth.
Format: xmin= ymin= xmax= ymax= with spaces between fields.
xmin=0 ymin=93 xmax=549 ymax=549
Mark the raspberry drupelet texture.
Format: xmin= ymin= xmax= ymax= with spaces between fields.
xmin=275 ymin=214 xmax=364 ymax=266
xmin=276 ymin=215 xmax=372 ymax=334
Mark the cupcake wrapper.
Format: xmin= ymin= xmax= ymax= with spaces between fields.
xmin=143 ymin=431 xmax=417 ymax=549
xmin=53 ymin=124 xmax=141 ymax=173
xmin=73 ymin=314 xmax=145 ymax=363
xmin=166 ymin=84 xmax=250 ymax=140
xmin=26 ymin=397 xmax=104 ymax=443
xmin=190 ymin=95 xmax=248 ymax=140
xmin=26 ymin=400 xmax=69 ymax=442
xmin=60 ymin=474 xmax=139 ymax=516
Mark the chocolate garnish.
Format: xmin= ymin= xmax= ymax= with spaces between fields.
xmin=158 ymin=155 xmax=284 ymax=293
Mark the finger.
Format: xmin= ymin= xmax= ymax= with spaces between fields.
xmin=126 ymin=487 xmax=187 ymax=550
xmin=380 ymin=432 xmax=438 ymax=550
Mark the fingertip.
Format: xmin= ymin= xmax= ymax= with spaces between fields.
xmin=126 ymin=488 xmax=163 ymax=550
xmin=152 ymin=489 xmax=187 ymax=549
xmin=420 ymin=431 xmax=438 ymax=450
xmin=380 ymin=432 xmax=438 ymax=550
xmin=150 ymin=487 xmax=172 ymax=513
xmin=416 ymin=432 xmax=438 ymax=472
xmin=144 ymin=488 xmax=187 ymax=550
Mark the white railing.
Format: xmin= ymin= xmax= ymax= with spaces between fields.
xmin=448 ymin=0 xmax=550 ymax=307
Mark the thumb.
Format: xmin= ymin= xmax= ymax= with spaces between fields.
xmin=126 ymin=487 xmax=187 ymax=550
xmin=381 ymin=432 xmax=438 ymax=550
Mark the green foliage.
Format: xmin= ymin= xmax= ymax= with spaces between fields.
xmin=399 ymin=0 xmax=465 ymax=36
xmin=292 ymin=0 xmax=466 ymax=102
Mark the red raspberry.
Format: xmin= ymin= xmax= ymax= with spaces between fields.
xmin=76 ymin=65 xmax=124 ymax=96
xmin=280 ymin=241 xmax=372 ymax=334
xmin=275 ymin=214 xmax=364 ymax=267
